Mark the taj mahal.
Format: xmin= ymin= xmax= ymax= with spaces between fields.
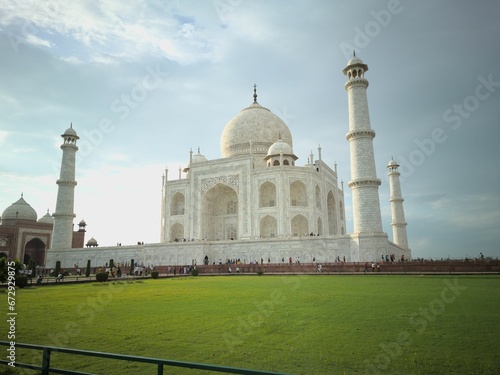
xmin=1 ymin=56 xmax=412 ymax=268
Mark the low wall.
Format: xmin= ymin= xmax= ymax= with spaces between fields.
xmin=61 ymin=260 xmax=500 ymax=276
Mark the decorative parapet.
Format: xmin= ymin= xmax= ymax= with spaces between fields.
xmin=348 ymin=178 xmax=381 ymax=189
xmin=344 ymin=78 xmax=369 ymax=90
xmin=201 ymin=175 xmax=239 ymax=195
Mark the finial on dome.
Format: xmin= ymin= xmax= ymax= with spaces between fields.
xmin=353 ymin=50 xmax=356 ymax=57
xmin=253 ymin=84 xmax=257 ymax=103
xmin=70 ymin=122 xmax=73 ymax=129
xmin=21 ymin=192 xmax=23 ymax=198
xmin=198 ymin=147 xmax=200 ymax=154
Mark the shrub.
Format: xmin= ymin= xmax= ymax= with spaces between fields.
xmin=130 ymin=259 xmax=134 ymax=275
xmin=191 ymin=269 xmax=199 ymax=276
xmin=257 ymin=269 xmax=264 ymax=276
xmin=151 ymin=271 xmax=159 ymax=279
xmin=95 ymin=272 xmax=109 ymax=283
xmin=109 ymin=259 xmax=114 ymax=269
xmin=15 ymin=275 xmax=28 ymax=288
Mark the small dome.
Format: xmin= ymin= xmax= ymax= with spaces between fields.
xmin=79 ymin=219 xmax=87 ymax=226
xmin=62 ymin=125 xmax=78 ymax=138
xmin=347 ymin=56 xmax=364 ymax=66
xmin=387 ymin=159 xmax=399 ymax=167
xmin=388 ymin=159 xmax=400 ymax=169
xmin=267 ymin=139 xmax=294 ymax=156
xmin=343 ymin=54 xmax=369 ymax=75
xmin=86 ymin=237 xmax=98 ymax=247
xmin=2 ymin=195 xmax=38 ymax=222
xmin=38 ymin=210 xmax=54 ymax=224
xmin=191 ymin=149 xmax=207 ymax=164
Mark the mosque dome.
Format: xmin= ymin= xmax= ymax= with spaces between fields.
xmin=267 ymin=139 xmax=294 ymax=156
xmin=2 ymin=195 xmax=38 ymax=222
xmin=38 ymin=210 xmax=54 ymax=224
xmin=86 ymin=237 xmax=98 ymax=247
xmin=220 ymin=90 xmax=292 ymax=158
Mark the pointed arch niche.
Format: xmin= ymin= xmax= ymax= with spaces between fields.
xmin=291 ymin=214 xmax=308 ymax=237
xmin=260 ymin=215 xmax=277 ymax=238
xmin=170 ymin=222 xmax=184 ymax=241
xmin=259 ymin=181 xmax=276 ymax=208
xmin=202 ymin=183 xmax=238 ymax=240
xmin=170 ymin=192 xmax=185 ymax=216
xmin=317 ymin=217 xmax=323 ymax=236
xmin=327 ymin=191 xmax=338 ymax=235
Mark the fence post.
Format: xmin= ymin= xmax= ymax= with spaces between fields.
xmin=157 ymin=363 xmax=164 ymax=375
xmin=41 ymin=348 xmax=51 ymax=375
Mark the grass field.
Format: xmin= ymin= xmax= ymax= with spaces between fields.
xmin=2 ymin=275 xmax=499 ymax=374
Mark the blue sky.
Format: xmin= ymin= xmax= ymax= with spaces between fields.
xmin=1 ymin=0 xmax=499 ymax=260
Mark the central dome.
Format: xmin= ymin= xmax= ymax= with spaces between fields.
xmin=220 ymin=101 xmax=293 ymax=158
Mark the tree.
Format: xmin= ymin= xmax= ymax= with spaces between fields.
xmin=28 ymin=259 xmax=36 ymax=278
xmin=85 ymin=260 xmax=91 ymax=277
xmin=55 ymin=261 xmax=61 ymax=276
xmin=0 ymin=257 xmax=23 ymax=283
xmin=130 ymin=259 xmax=134 ymax=275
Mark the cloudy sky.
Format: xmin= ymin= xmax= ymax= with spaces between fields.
xmin=1 ymin=0 xmax=499 ymax=260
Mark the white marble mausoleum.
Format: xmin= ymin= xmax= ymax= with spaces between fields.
xmin=43 ymin=56 xmax=411 ymax=268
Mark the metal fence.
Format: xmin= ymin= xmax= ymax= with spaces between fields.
xmin=0 ymin=341 xmax=290 ymax=375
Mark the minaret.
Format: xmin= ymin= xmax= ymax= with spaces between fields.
xmin=387 ymin=159 xmax=409 ymax=248
xmin=51 ymin=124 xmax=79 ymax=250
xmin=343 ymin=54 xmax=383 ymax=234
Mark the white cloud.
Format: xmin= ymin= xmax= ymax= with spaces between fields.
xmin=25 ymin=34 xmax=53 ymax=48
xmin=0 ymin=130 xmax=8 ymax=143
xmin=0 ymin=1 xmax=221 ymax=64
xmin=59 ymin=56 xmax=83 ymax=64
xmin=89 ymin=54 xmax=117 ymax=65
xmin=0 ymin=1 xmax=499 ymax=260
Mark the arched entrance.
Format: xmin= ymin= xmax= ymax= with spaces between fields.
xmin=201 ymin=183 xmax=238 ymax=241
xmin=24 ymin=238 xmax=46 ymax=266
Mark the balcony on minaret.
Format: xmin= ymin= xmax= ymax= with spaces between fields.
xmin=78 ymin=219 xmax=87 ymax=232
xmin=387 ymin=159 xmax=400 ymax=173
xmin=61 ymin=124 xmax=79 ymax=145
xmin=343 ymin=53 xmax=369 ymax=82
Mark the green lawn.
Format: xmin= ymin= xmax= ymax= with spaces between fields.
xmin=2 ymin=275 xmax=499 ymax=374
